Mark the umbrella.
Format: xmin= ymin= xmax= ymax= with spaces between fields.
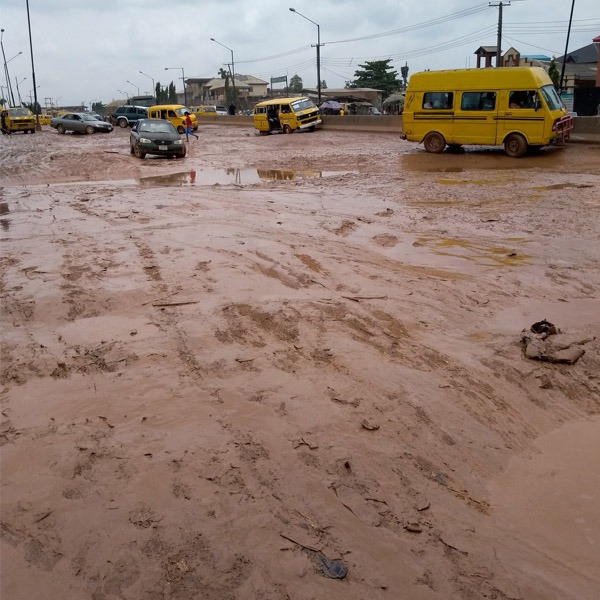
xmin=319 ymin=100 xmax=343 ymax=110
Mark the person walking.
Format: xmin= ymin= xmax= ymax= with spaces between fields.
xmin=184 ymin=111 xmax=198 ymax=142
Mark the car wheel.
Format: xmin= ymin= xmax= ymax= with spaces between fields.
xmin=130 ymin=143 xmax=135 ymax=155
xmin=134 ymin=144 xmax=146 ymax=159
xmin=85 ymin=125 xmax=95 ymax=135
xmin=118 ymin=118 xmax=128 ymax=128
xmin=176 ymin=147 xmax=186 ymax=158
xmin=56 ymin=124 xmax=66 ymax=134
xmin=423 ymin=131 xmax=446 ymax=153
xmin=177 ymin=126 xmax=185 ymax=134
xmin=308 ymin=125 xmax=316 ymax=132
xmin=504 ymin=133 xmax=527 ymax=158
xmin=282 ymin=125 xmax=292 ymax=134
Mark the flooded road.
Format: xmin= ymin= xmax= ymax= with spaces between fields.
xmin=1 ymin=125 xmax=599 ymax=600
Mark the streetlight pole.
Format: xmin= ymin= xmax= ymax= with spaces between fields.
xmin=139 ymin=70 xmax=155 ymax=97
xmin=289 ymin=8 xmax=322 ymax=105
xmin=25 ymin=1 xmax=41 ymax=129
xmin=165 ymin=67 xmax=187 ymax=106
xmin=1 ymin=30 xmax=22 ymax=107
xmin=15 ymin=76 xmax=26 ymax=105
xmin=117 ymin=89 xmax=130 ymax=99
xmin=126 ymin=80 xmax=140 ymax=96
xmin=210 ymin=38 xmax=236 ymax=106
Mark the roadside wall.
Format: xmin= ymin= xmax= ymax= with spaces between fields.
xmin=202 ymin=115 xmax=600 ymax=135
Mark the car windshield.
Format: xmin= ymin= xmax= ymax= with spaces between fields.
xmin=174 ymin=107 xmax=190 ymax=117
xmin=291 ymin=98 xmax=315 ymax=112
xmin=9 ymin=108 xmax=31 ymax=117
xmin=139 ymin=121 xmax=176 ymax=134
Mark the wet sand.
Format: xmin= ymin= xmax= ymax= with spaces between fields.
xmin=1 ymin=125 xmax=599 ymax=599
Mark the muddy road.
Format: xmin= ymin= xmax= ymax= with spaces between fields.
xmin=1 ymin=125 xmax=599 ymax=599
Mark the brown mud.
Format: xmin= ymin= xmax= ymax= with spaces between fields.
xmin=1 ymin=125 xmax=599 ymax=599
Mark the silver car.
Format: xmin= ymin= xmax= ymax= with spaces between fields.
xmin=51 ymin=112 xmax=114 ymax=134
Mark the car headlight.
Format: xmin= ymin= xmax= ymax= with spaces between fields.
xmin=174 ymin=139 xmax=183 ymax=146
xmin=139 ymin=137 xmax=151 ymax=143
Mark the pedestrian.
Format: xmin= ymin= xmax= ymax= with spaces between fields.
xmin=184 ymin=111 xmax=198 ymax=141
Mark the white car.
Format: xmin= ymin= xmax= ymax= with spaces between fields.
xmin=216 ymin=106 xmax=228 ymax=116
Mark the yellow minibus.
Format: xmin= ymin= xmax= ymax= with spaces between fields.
xmin=147 ymin=104 xmax=198 ymax=133
xmin=253 ymin=97 xmax=322 ymax=135
xmin=401 ymin=67 xmax=573 ymax=157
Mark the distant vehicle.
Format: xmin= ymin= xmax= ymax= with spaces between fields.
xmin=401 ymin=67 xmax=573 ymax=157
xmin=110 ymin=105 xmax=148 ymax=128
xmin=1 ymin=107 xmax=36 ymax=134
xmin=253 ymin=97 xmax=322 ymax=135
xmin=51 ymin=112 xmax=114 ymax=134
xmin=191 ymin=105 xmax=218 ymax=117
xmin=88 ymin=111 xmax=104 ymax=121
xmin=129 ymin=118 xmax=186 ymax=159
xmin=216 ymin=106 xmax=228 ymax=116
xmin=147 ymin=104 xmax=198 ymax=133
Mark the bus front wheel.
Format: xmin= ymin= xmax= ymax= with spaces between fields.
xmin=504 ymin=133 xmax=527 ymax=158
xmin=423 ymin=132 xmax=446 ymax=153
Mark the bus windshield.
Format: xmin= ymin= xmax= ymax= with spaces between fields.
xmin=540 ymin=85 xmax=562 ymax=111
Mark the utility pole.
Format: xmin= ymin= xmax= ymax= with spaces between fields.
xmin=489 ymin=2 xmax=511 ymax=67
xmin=559 ymin=0 xmax=576 ymax=92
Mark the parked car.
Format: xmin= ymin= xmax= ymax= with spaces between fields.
xmin=216 ymin=106 xmax=228 ymax=116
xmin=129 ymin=118 xmax=186 ymax=159
xmin=110 ymin=105 xmax=148 ymax=128
xmin=50 ymin=112 xmax=114 ymax=134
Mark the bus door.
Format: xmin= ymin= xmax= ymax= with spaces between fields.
xmin=498 ymin=90 xmax=546 ymax=145
xmin=453 ymin=91 xmax=498 ymax=145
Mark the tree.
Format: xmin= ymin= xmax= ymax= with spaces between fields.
xmin=168 ymin=82 xmax=177 ymax=103
xmin=289 ymin=74 xmax=303 ymax=93
xmin=218 ymin=67 xmax=233 ymax=105
xmin=92 ymin=101 xmax=106 ymax=113
xmin=548 ymin=57 xmax=560 ymax=91
xmin=350 ymin=59 xmax=401 ymax=97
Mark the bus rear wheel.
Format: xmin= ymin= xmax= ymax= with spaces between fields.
xmin=504 ymin=133 xmax=527 ymax=158
xmin=423 ymin=132 xmax=446 ymax=153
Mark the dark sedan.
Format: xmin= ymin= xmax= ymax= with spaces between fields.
xmin=50 ymin=112 xmax=113 ymax=134
xmin=130 ymin=119 xmax=186 ymax=159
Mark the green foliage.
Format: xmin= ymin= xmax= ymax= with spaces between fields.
xmin=548 ymin=57 xmax=560 ymax=90
xmin=350 ymin=59 xmax=401 ymax=96
xmin=168 ymin=82 xmax=177 ymax=104
xmin=289 ymin=74 xmax=303 ymax=93
xmin=92 ymin=101 xmax=106 ymax=113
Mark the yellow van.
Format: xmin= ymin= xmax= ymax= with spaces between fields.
xmin=1 ymin=107 xmax=36 ymax=134
xmin=147 ymin=104 xmax=198 ymax=133
xmin=253 ymin=97 xmax=322 ymax=135
xmin=191 ymin=105 xmax=217 ymax=117
xmin=401 ymin=67 xmax=573 ymax=157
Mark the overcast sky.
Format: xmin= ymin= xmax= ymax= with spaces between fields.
xmin=1 ymin=0 xmax=598 ymax=108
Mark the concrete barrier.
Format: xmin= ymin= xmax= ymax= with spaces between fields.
xmin=202 ymin=114 xmax=600 ymax=136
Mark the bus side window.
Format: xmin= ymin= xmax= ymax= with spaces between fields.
xmin=423 ymin=92 xmax=453 ymax=110
xmin=461 ymin=92 xmax=495 ymax=110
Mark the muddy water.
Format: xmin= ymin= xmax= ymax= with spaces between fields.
xmin=489 ymin=417 xmax=600 ymax=597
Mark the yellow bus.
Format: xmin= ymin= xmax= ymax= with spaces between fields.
xmin=147 ymin=104 xmax=198 ymax=133
xmin=401 ymin=67 xmax=573 ymax=157
xmin=253 ymin=97 xmax=321 ymax=135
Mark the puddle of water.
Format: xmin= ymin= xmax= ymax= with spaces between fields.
xmin=489 ymin=417 xmax=600 ymax=596
xmin=0 ymin=202 xmax=9 ymax=215
xmin=436 ymin=179 xmax=502 ymax=186
xmin=533 ymin=182 xmax=594 ymax=190
xmin=42 ymin=169 xmax=350 ymax=189
xmin=0 ymin=218 xmax=10 ymax=231
xmin=493 ymin=298 xmax=600 ymax=332
xmin=415 ymin=237 xmax=530 ymax=267
xmin=401 ymin=145 xmax=567 ymax=172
